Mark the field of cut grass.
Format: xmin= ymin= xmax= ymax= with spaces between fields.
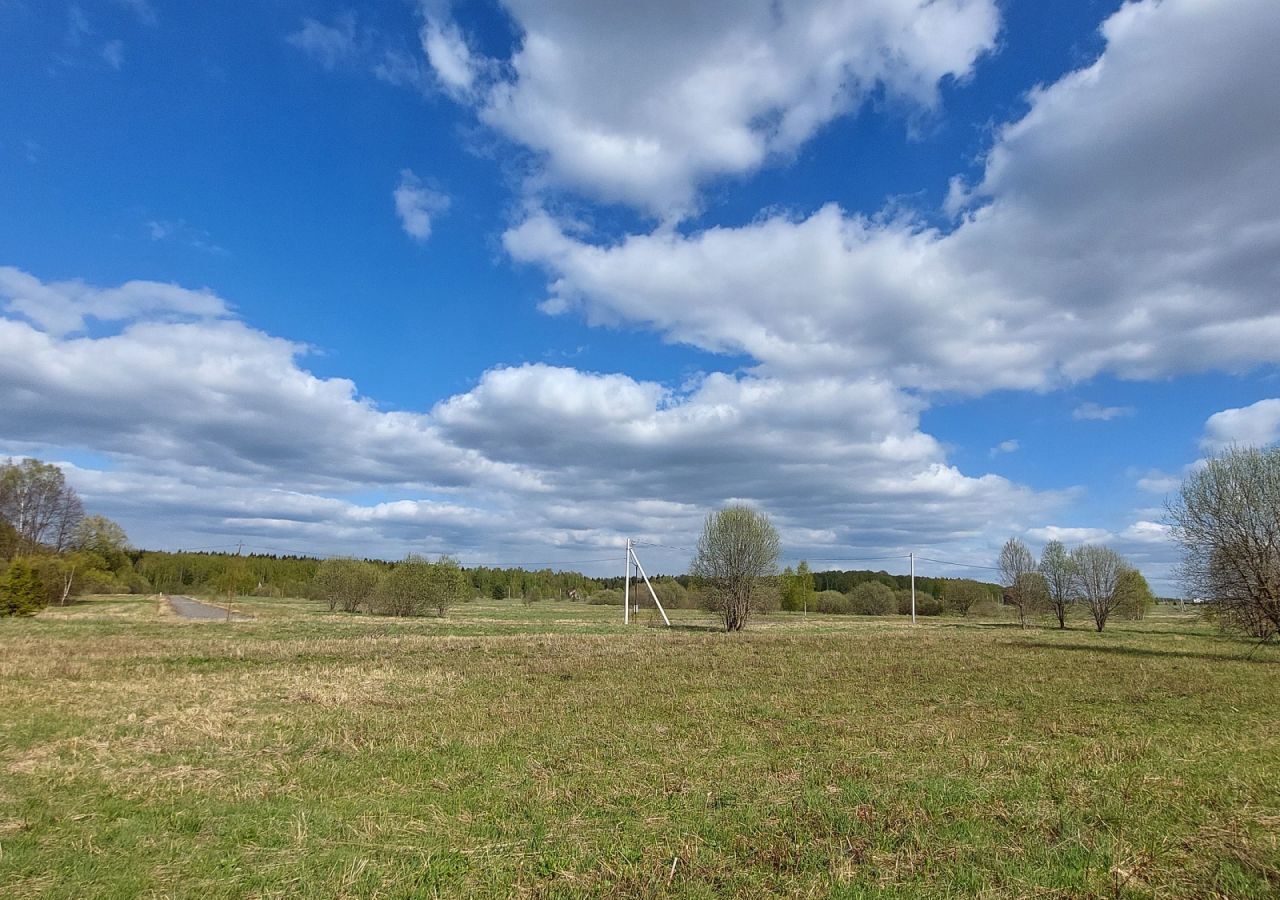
xmin=1 ymin=596 xmax=1277 ymax=898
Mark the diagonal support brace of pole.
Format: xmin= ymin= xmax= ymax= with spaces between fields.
xmin=629 ymin=543 xmax=672 ymax=627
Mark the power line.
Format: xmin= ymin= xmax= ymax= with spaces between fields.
xmin=449 ymin=556 xmax=624 ymax=569
xmin=914 ymin=555 xmax=1002 ymax=572
xmin=631 ymin=540 xmax=695 ymax=553
xmin=797 ymin=554 xmax=912 ymax=562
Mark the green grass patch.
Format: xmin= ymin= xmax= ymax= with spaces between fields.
xmin=1 ymin=599 xmax=1276 ymax=897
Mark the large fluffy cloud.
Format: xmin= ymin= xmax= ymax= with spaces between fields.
xmin=423 ymin=0 xmax=999 ymax=217
xmin=507 ymin=0 xmax=1280 ymax=393
xmin=1 ymin=267 xmax=1056 ymax=570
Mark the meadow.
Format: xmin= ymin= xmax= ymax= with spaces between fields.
xmin=1 ymin=596 xmax=1276 ymax=898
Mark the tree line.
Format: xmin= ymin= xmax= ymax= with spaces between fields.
xmin=998 ymin=537 xmax=1154 ymax=631
xmin=7 ymin=445 xmax=1277 ymax=640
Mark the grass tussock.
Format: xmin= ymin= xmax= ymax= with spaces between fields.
xmin=0 ymin=598 xmax=1276 ymax=898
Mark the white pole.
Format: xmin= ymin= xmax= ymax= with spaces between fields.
xmin=630 ymin=548 xmax=672 ymax=627
xmin=623 ymin=538 xmax=632 ymax=625
xmin=910 ymin=552 xmax=917 ymax=625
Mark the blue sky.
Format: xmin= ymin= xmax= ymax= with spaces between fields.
xmin=3 ymin=0 xmax=1279 ymax=592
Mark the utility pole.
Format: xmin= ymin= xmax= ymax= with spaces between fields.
xmin=621 ymin=539 xmax=671 ymax=627
xmin=623 ymin=538 xmax=632 ymax=625
xmin=910 ymin=552 xmax=917 ymax=625
xmin=229 ymin=540 xmax=244 ymax=622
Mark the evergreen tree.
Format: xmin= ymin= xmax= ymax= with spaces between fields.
xmin=0 ymin=558 xmax=47 ymax=616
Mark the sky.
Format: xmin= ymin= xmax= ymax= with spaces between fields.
xmin=2 ymin=0 xmax=1279 ymax=593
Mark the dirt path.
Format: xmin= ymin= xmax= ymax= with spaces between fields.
xmin=166 ymin=595 xmax=250 ymax=621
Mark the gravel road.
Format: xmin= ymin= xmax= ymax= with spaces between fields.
xmin=167 ymin=595 xmax=249 ymax=621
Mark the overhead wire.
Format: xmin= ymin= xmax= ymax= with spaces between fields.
xmin=914 ymin=555 xmax=1003 ymax=571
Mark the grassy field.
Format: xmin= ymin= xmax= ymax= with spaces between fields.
xmin=1 ymin=596 xmax=1277 ymax=898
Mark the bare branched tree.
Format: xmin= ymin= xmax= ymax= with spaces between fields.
xmin=998 ymin=538 xmax=1039 ymax=627
xmin=1039 ymin=540 xmax=1076 ymax=629
xmin=691 ymin=505 xmax=780 ymax=632
xmin=1071 ymin=545 xmax=1127 ymax=632
xmin=0 ymin=458 xmax=84 ymax=555
xmin=1169 ymin=446 xmax=1280 ymax=640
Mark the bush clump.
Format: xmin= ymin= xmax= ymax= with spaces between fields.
xmin=588 ymin=588 xmax=624 ymax=606
xmin=814 ymin=590 xmax=850 ymax=614
xmin=849 ymin=581 xmax=896 ymax=615
xmin=896 ymin=589 xmax=943 ymax=616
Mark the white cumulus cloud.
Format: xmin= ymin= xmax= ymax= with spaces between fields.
xmin=1202 ymin=398 xmax=1280 ymax=451
xmin=424 ymin=0 xmax=999 ymax=217
xmin=0 ymin=267 xmax=1060 ymax=571
xmin=506 ymin=0 xmax=1280 ymax=395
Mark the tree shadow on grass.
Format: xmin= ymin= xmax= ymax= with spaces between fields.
xmin=1015 ymin=640 xmax=1279 ymax=665
xmin=1105 ymin=627 xmax=1233 ymax=641
xmin=932 ymin=621 xmax=1031 ymax=630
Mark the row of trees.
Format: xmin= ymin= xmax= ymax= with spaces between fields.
xmin=310 ymin=555 xmax=471 ymax=617
xmin=999 ymin=538 xmax=1154 ymax=631
xmin=684 ymin=504 xmax=1164 ymax=633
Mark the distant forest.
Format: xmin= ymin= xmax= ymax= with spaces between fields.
xmin=133 ymin=549 xmax=1001 ymax=604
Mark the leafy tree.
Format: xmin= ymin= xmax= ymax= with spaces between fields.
xmin=1169 ymin=445 xmax=1280 ymax=640
xmin=779 ymin=565 xmax=796 ymax=609
xmin=690 ymin=505 xmax=781 ymax=632
xmin=999 ymin=538 xmax=1040 ymax=627
xmin=27 ymin=551 xmax=108 ymax=606
xmin=1071 ymin=545 xmax=1128 ymax=632
xmin=0 ymin=458 xmax=84 ymax=554
xmin=944 ymin=579 xmax=988 ymax=617
xmin=780 ymin=561 xmax=816 ymax=613
xmin=426 ymin=555 xmax=469 ymax=617
xmin=0 ymin=558 xmax=46 ymax=616
xmin=1116 ymin=568 xmax=1156 ymax=621
xmin=310 ymin=557 xmax=381 ymax=612
xmin=212 ymin=557 xmax=256 ymax=605
xmin=73 ymin=515 xmax=131 ymax=570
xmin=1039 ymin=540 xmax=1077 ymax=629
xmin=370 ymin=555 xmax=434 ymax=616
